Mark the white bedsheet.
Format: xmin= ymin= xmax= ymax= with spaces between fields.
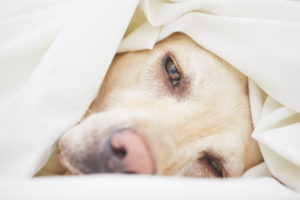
xmin=0 ymin=0 xmax=300 ymax=199
xmin=1 ymin=175 xmax=300 ymax=200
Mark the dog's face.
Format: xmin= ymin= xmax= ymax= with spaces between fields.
xmin=59 ymin=33 xmax=262 ymax=178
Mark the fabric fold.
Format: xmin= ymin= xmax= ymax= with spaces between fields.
xmin=0 ymin=0 xmax=139 ymax=178
xmin=0 ymin=0 xmax=299 ymax=194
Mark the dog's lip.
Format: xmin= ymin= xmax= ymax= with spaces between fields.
xmin=58 ymin=145 xmax=81 ymax=175
xmin=58 ymin=137 xmax=86 ymax=175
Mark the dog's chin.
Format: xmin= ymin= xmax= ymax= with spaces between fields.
xmin=63 ymin=170 xmax=72 ymax=175
xmin=58 ymin=147 xmax=83 ymax=175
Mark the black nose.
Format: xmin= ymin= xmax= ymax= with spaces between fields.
xmin=82 ymin=129 xmax=155 ymax=174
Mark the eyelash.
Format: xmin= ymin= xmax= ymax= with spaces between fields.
xmin=201 ymin=152 xmax=225 ymax=178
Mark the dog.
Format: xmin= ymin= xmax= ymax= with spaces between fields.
xmin=37 ymin=32 xmax=263 ymax=178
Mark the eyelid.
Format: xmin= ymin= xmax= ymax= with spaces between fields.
xmin=201 ymin=151 xmax=226 ymax=178
xmin=165 ymin=53 xmax=182 ymax=75
xmin=161 ymin=52 xmax=191 ymax=99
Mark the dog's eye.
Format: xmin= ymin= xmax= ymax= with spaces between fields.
xmin=203 ymin=154 xmax=225 ymax=177
xmin=164 ymin=56 xmax=181 ymax=88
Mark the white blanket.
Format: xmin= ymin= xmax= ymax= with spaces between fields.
xmin=0 ymin=0 xmax=300 ymax=199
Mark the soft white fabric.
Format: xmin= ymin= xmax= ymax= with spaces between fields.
xmin=123 ymin=0 xmax=300 ymax=191
xmin=0 ymin=0 xmax=300 ymax=199
xmin=1 ymin=175 xmax=300 ymax=200
xmin=0 ymin=0 xmax=139 ymax=177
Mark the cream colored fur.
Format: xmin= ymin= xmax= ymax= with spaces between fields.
xmin=37 ymin=33 xmax=262 ymax=177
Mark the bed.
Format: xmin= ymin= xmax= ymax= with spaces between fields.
xmin=0 ymin=0 xmax=300 ymax=199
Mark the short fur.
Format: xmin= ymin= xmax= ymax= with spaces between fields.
xmin=37 ymin=33 xmax=263 ymax=177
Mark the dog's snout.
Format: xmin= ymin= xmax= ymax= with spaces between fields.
xmin=95 ymin=129 xmax=155 ymax=174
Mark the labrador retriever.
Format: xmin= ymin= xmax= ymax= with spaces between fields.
xmin=37 ymin=32 xmax=263 ymax=178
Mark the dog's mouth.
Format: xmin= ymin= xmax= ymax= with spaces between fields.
xmin=58 ymin=128 xmax=156 ymax=175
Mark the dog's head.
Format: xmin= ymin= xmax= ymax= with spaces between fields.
xmin=59 ymin=33 xmax=262 ymax=178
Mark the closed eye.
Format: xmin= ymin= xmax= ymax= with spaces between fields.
xmin=201 ymin=152 xmax=226 ymax=178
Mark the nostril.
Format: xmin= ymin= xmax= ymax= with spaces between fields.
xmin=111 ymin=145 xmax=126 ymax=159
xmin=98 ymin=128 xmax=155 ymax=174
xmin=97 ymin=129 xmax=155 ymax=174
xmin=111 ymin=132 xmax=129 ymax=160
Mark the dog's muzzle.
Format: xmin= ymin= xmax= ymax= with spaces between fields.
xmin=59 ymin=128 xmax=156 ymax=175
